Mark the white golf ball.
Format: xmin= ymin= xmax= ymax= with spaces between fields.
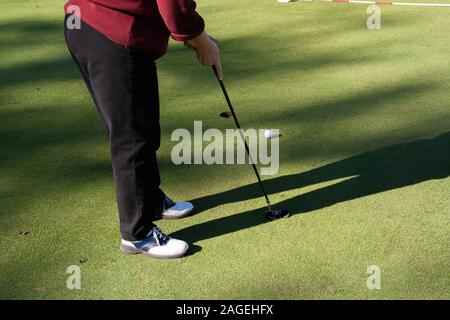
xmin=264 ymin=129 xmax=273 ymax=138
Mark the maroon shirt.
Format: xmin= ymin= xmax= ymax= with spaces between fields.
xmin=64 ymin=0 xmax=205 ymax=59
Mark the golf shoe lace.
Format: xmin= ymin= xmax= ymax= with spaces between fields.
xmin=152 ymin=227 xmax=169 ymax=246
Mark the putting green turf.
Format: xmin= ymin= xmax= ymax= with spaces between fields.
xmin=1 ymin=0 xmax=449 ymax=299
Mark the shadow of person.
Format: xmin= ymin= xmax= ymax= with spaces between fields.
xmin=172 ymin=132 xmax=450 ymax=244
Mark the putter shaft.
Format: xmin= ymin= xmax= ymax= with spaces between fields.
xmin=212 ymin=66 xmax=272 ymax=210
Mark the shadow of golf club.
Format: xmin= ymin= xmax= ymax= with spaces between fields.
xmin=171 ymin=131 xmax=450 ymax=244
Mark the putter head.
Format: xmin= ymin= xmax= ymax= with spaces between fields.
xmin=265 ymin=208 xmax=290 ymax=220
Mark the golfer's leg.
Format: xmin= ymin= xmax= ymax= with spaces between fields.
xmin=65 ymin=20 xmax=165 ymax=242
xmin=99 ymin=54 xmax=165 ymax=242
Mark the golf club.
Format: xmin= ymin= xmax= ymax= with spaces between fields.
xmin=212 ymin=65 xmax=289 ymax=220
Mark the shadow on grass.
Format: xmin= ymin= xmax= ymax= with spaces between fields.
xmin=0 ymin=19 xmax=78 ymax=88
xmin=172 ymin=131 xmax=450 ymax=243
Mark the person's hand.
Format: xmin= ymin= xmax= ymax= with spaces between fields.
xmin=186 ymin=31 xmax=223 ymax=80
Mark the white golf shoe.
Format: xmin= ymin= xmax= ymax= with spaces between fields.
xmin=161 ymin=196 xmax=193 ymax=220
xmin=120 ymin=226 xmax=189 ymax=259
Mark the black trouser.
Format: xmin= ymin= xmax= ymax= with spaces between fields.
xmin=64 ymin=17 xmax=165 ymax=241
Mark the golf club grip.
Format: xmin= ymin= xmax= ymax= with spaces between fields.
xmin=212 ymin=65 xmax=219 ymax=79
xmin=211 ymin=66 xmax=271 ymax=207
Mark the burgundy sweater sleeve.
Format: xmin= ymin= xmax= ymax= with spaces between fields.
xmin=156 ymin=0 xmax=205 ymax=42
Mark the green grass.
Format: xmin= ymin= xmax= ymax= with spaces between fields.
xmin=0 ymin=0 xmax=449 ymax=299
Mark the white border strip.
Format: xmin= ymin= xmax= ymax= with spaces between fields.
xmin=321 ymin=0 xmax=450 ymax=7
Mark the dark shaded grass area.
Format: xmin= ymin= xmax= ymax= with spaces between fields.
xmin=0 ymin=19 xmax=78 ymax=87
